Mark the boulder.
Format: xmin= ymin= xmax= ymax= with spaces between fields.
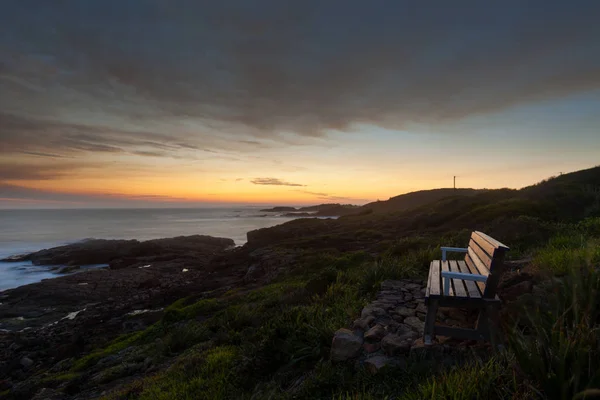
xmin=381 ymin=333 xmax=412 ymax=355
xmin=361 ymin=306 xmax=386 ymax=319
xmin=364 ymin=324 xmax=386 ymax=341
xmin=352 ymin=316 xmax=375 ymax=331
xmin=331 ymin=328 xmax=363 ymax=362
xmin=404 ymin=316 xmax=425 ymax=332
xmin=501 ymin=280 xmax=534 ymax=302
xmin=19 ymin=357 xmax=34 ymax=369
xmin=415 ymin=302 xmax=428 ymax=314
xmin=395 ymin=306 xmax=416 ymax=317
xmin=364 ymin=355 xmax=390 ymax=374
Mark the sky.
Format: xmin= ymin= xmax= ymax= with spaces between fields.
xmin=1 ymin=0 xmax=599 ymax=208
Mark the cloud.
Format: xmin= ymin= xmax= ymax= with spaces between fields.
xmin=0 ymin=183 xmax=197 ymax=207
xmin=296 ymin=189 xmax=366 ymax=203
xmin=1 ymin=0 xmax=598 ymax=152
xmin=251 ymin=178 xmax=305 ymax=187
xmin=297 ymin=190 xmax=329 ymax=197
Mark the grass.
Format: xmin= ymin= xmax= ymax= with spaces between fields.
xmin=508 ymin=266 xmax=600 ymax=399
xmin=61 ymin=217 xmax=600 ymax=400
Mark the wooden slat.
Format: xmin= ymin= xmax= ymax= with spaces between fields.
xmin=468 ymin=240 xmax=493 ymax=269
xmin=457 ymin=260 xmax=482 ymax=298
xmin=426 ymin=259 xmax=434 ymax=299
xmin=466 ymin=248 xmax=490 ymax=276
xmin=471 ymin=232 xmax=497 ymax=259
xmin=475 ymin=231 xmax=509 ymax=251
xmin=448 ymin=260 xmax=468 ymax=298
xmin=449 ymin=260 xmax=469 ymax=298
xmin=465 ymin=253 xmax=487 ymax=294
xmin=428 ymin=260 xmax=441 ymax=297
xmin=441 ymin=261 xmax=454 ymax=297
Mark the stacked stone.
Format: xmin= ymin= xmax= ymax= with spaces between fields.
xmin=330 ymin=279 xmax=478 ymax=373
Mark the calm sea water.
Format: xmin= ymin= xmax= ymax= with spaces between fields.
xmin=0 ymin=208 xmax=301 ymax=291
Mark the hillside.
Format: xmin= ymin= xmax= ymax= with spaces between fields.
xmin=357 ymin=188 xmax=483 ymax=214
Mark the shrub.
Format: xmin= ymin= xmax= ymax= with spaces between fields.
xmin=508 ymin=267 xmax=600 ymax=399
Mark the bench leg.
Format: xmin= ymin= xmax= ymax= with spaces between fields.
xmin=475 ymin=306 xmax=492 ymax=342
xmin=423 ymin=299 xmax=438 ymax=345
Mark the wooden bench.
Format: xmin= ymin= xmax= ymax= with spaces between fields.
xmin=424 ymin=231 xmax=509 ymax=344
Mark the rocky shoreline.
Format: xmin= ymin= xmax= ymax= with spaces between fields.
xmin=0 ymin=234 xmax=256 ymax=398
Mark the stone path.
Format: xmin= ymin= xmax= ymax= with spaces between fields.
xmin=331 ymin=279 xmax=485 ymax=373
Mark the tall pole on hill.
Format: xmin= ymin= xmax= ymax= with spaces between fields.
xmin=454 ymin=176 xmax=456 ymax=190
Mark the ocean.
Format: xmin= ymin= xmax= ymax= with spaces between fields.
xmin=0 ymin=208 xmax=303 ymax=292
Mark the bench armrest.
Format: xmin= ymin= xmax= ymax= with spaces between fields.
xmin=441 ymin=271 xmax=488 ymax=295
xmin=440 ymin=247 xmax=468 ymax=261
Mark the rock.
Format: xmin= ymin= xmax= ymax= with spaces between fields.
xmin=395 ymin=306 xmax=416 ymax=317
xmin=501 ymin=280 xmax=533 ymax=301
xmin=380 ymin=280 xmax=404 ymax=290
xmin=396 ymin=323 xmax=414 ymax=335
xmin=381 ymin=333 xmax=412 ymax=355
xmin=32 ymin=387 xmax=65 ymax=400
xmin=59 ymin=265 xmax=81 ymax=274
xmin=364 ymin=324 xmax=387 ymax=341
xmin=361 ymin=306 xmax=386 ymax=319
xmin=244 ymin=264 xmax=263 ymax=282
xmin=260 ymin=206 xmax=297 ymax=212
xmin=364 ymin=355 xmax=390 ymax=374
xmin=352 ymin=316 xmax=375 ymax=331
xmin=138 ymin=277 xmax=161 ymax=289
xmin=20 ymin=357 xmax=34 ymax=369
xmin=7 ymin=235 xmax=234 ymax=267
xmin=363 ymin=342 xmax=380 ymax=353
xmin=416 ymin=302 xmax=428 ymax=314
xmin=331 ymin=328 xmax=363 ymax=362
xmin=0 ymin=379 xmax=13 ymax=390
xmin=404 ymin=316 xmax=425 ymax=332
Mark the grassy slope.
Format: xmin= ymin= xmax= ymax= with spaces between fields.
xmin=31 ymin=166 xmax=600 ymax=400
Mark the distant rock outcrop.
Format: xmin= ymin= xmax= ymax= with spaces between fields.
xmin=259 ymin=206 xmax=297 ymax=212
xmin=1 ymin=235 xmax=235 ymax=268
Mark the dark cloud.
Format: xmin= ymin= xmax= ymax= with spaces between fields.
xmin=251 ymin=178 xmax=305 ymax=187
xmin=1 ymin=0 xmax=599 ymax=154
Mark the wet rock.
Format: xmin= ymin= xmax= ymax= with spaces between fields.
xmin=364 ymin=355 xmax=390 ymax=374
xmin=331 ymin=328 xmax=363 ymax=362
xmin=59 ymin=265 xmax=81 ymax=274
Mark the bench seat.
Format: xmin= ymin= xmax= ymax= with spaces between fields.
xmin=423 ymin=231 xmax=509 ymax=344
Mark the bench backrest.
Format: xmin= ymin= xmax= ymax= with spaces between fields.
xmin=464 ymin=231 xmax=509 ymax=298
